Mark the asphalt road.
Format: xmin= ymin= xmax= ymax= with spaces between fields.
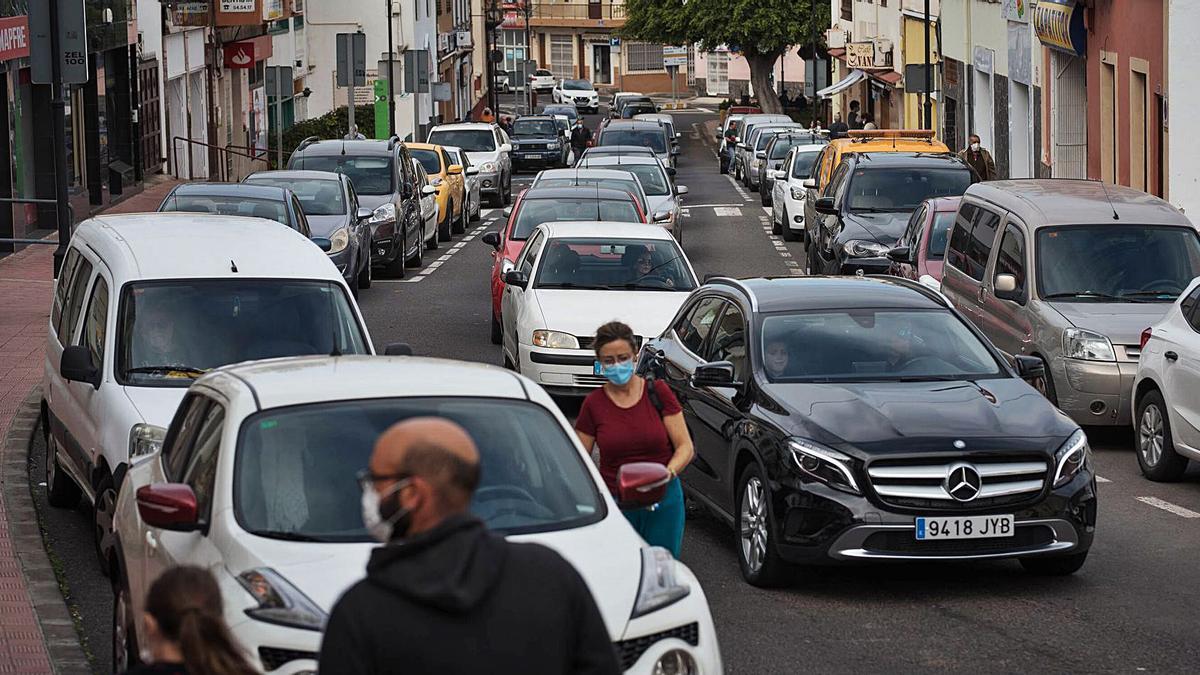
xmin=31 ymin=107 xmax=1200 ymax=673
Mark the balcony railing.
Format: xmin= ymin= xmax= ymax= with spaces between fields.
xmin=529 ymin=3 xmax=627 ymax=21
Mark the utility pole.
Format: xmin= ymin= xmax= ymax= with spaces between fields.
xmin=48 ymin=0 xmax=72 ymax=276
xmin=385 ymin=0 xmax=396 ymax=136
xmin=347 ymin=35 xmax=356 ymax=138
xmin=923 ymin=0 xmax=934 ymax=131
xmin=524 ymin=2 xmax=533 ymax=115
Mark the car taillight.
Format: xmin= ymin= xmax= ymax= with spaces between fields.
xmin=1140 ymin=327 xmax=1152 ymax=349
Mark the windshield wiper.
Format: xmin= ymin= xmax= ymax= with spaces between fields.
xmin=125 ymin=365 xmax=209 ymax=376
xmin=248 ymin=530 xmax=328 ymax=542
xmin=1043 ymin=291 xmax=1134 ymax=302
xmin=850 ymin=206 xmax=907 ymax=213
xmin=537 ymin=282 xmax=613 ymax=290
xmin=895 ymin=375 xmax=967 ymax=382
xmin=1119 ymin=290 xmax=1179 ymax=301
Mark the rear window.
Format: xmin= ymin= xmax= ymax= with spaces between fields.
xmin=161 ymin=194 xmax=289 ymax=227
xmin=245 ymin=177 xmax=346 ymax=216
xmin=599 ymin=129 xmax=666 ymax=154
xmin=290 ymin=155 xmax=394 ymax=195
xmin=428 ymin=129 xmax=496 ymax=153
xmin=512 ymin=198 xmax=641 ymax=240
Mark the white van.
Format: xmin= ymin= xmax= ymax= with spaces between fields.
xmin=41 ymin=213 xmax=376 ymax=576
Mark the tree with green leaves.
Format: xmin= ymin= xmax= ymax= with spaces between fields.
xmin=621 ymin=0 xmax=830 ymax=113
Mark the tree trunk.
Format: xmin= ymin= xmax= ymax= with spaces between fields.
xmin=746 ymin=51 xmax=783 ymax=114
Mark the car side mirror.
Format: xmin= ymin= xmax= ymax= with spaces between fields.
xmin=692 ymin=361 xmax=741 ymax=388
xmin=675 ymin=185 xmax=689 ymax=195
xmin=617 ymin=462 xmax=672 ymax=509
xmin=802 ymin=178 xmax=817 ymax=189
xmin=383 ymin=342 xmax=414 ymax=356
xmin=771 ymin=170 xmax=786 ymax=180
xmin=502 ymin=207 xmax=512 ymax=218
xmin=356 ymin=207 xmax=373 ymax=222
xmin=918 ymin=274 xmax=941 ymax=291
xmin=312 ymin=237 xmax=333 ymax=252
xmin=481 ymin=231 xmax=501 ymax=249
xmin=447 ymin=164 xmax=463 ymax=175
xmin=500 ymin=143 xmax=513 ymax=153
xmin=666 ymin=167 xmax=677 ymax=177
xmin=993 ymin=273 xmax=1021 ymax=301
xmin=1013 ymin=355 xmax=1045 ymax=381
xmin=421 ymin=184 xmax=437 ymax=196
xmin=755 ymin=151 xmax=766 ymax=159
xmin=886 ymin=246 xmax=913 ymax=264
xmin=503 ymin=269 xmax=528 ymax=288
xmin=136 ymin=484 xmax=200 ymax=532
xmin=61 ymin=345 xmax=100 ymax=389
xmin=814 ymin=197 xmax=838 ymax=215
xmin=466 ymin=166 xmax=480 ymax=175
xmin=671 ymin=147 xmax=681 ymax=156
xmin=653 ymin=209 xmax=672 ymax=223
xmin=737 ymin=143 xmax=748 ymax=150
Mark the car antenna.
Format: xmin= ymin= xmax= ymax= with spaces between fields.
xmin=230 ymin=259 xmax=238 ymax=273
xmin=330 ymin=326 xmax=342 ymax=357
xmin=1098 ymin=180 xmax=1120 ymax=220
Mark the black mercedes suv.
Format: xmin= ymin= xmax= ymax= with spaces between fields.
xmin=640 ymin=276 xmax=1097 ymax=587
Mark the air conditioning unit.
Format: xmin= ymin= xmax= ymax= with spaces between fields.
xmin=873 ymin=38 xmax=894 ymax=68
xmin=825 ymin=28 xmax=847 ymax=49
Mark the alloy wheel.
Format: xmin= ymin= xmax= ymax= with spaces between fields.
xmin=113 ymin=581 xmax=132 ymax=671
xmin=94 ymin=483 xmax=117 ymax=575
xmin=1139 ymin=404 xmax=1164 ymax=466
xmin=45 ymin=436 xmax=58 ymax=490
xmin=740 ymin=476 xmax=768 ymax=575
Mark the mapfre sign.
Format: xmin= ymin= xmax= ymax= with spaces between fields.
xmin=0 ymin=15 xmax=30 ymax=63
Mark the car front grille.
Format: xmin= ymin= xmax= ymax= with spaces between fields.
xmin=866 ymin=455 xmax=1048 ymax=510
xmin=614 ymin=622 xmax=699 ymax=670
xmin=259 ymin=647 xmax=318 ymax=671
xmin=862 ymin=524 xmax=1055 ymax=556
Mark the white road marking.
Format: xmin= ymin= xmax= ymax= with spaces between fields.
xmin=714 ymin=206 xmax=743 ymax=217
xmin=1096 ymin=476 xmax=1111 ymax=483
xmin=1136 ymin=496 xmax=1200 ymax=518
xmin=372 ymin=226 xmax=487 ymax=285
xmin=687 ymin=203 xmax=747 ymax=208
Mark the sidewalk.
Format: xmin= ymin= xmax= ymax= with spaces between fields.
xmin=0 ymin=176 xmax=179 ymax=673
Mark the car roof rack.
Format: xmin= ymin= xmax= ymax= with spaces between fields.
xmin=847 ymin=129 xmax=937 ymax=148
xmin=387 ymin=135 xmax=402 ymax=150
xmin=864 ymin=274 xmax=951 ymax=307
xmin=704 ymin=277 xmax=758 ymax=311
xmin=296 ymin=136 xmax=321 ymax=152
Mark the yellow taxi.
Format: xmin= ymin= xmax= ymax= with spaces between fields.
xmin=408 ymin=142 xmax=468 ymax=238
xmin=809 ymin=129 xmax=950 ymax=193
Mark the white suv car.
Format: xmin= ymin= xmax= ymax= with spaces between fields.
xmin=42 ymin=213 xmax=375 ymax=578
xmin=427 ymin=123 xmax=513 ymax=207
xmin=113 ymin=356 xmax=722 ymax=674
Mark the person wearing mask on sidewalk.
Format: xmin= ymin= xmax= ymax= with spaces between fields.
xmin=320 ymin=418 xmax=619 ymax=675
xmin=123 ymin=566 xmax=257 ymax=675
xmin=575 ymin=321 xmax=695 ymax=558
xmin=959 ymin=134 xmax=997 ymax=181
xmin=569 ymin=118 xmax=593 ymax=160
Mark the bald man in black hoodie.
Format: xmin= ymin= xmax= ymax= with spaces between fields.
xmin=319 ymin=418 xmax=619 ymax=675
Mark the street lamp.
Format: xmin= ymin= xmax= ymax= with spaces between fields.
xmin=486 ymin=1 xmax=503 ymax=114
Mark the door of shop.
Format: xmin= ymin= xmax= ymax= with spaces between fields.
xmin=593 ymin=44 xmax=611 ymax=84
xmin=138 ymin=58 xmax=162 ymax=175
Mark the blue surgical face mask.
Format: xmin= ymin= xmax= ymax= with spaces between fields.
xmin=599 ymin=359 xmax=635 ymax=385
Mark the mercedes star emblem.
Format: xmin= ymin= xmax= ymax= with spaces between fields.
xmin=953 ymin=440 xmax=967 ymax=449
xmin=944 ymin=463 xmax=982 ymax=502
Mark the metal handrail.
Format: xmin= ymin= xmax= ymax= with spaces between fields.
xmin=0 ymin=197 xmax=74 ymax=247
xmin=171 ymin=137 xmax=270 ymax=181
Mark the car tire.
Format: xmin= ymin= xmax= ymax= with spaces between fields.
xmin=782 ymin=210 xmax=799 ymax=242
xmin=93 ymin=474 xmax=117 ymax=578
xmin=1031 ymin=357 xmax=1059 ymax=407
xmin=357 ymin=255 xmax=372 ymax=289
xmin=1136 ymin=389 xmax=1189 ymax=481
xmin=438 ymin=203 xmax=454 ymax=241
xmin=407 ymin=227 xmax=424 ymax=266
xmin=453 ymin=202 xmax=467 ymax=234
xmin=112 ymin=569 xmax=140 ymax=672
xmin=470 ymin=199 xmax=482 ymax=222
xmin=719 ymin=161 xmax=728 ymax=175
xmin=489 ymin=190 xmax=504 ymax=208
xmin=44 ymin=425 xmax=81 ymax=508
xmin=503 ymin=177 xmax=513 ymax=205
xmin=735 ymin=463 xmax=790 ymax=588
xmin=1019 ymin=550 xmax=1089 ymax=576
xmin=491 ymin=310 xmax=503 ymax=345
xmin=348 ymin=267 xmax=360 ymax=297
xmin=805 ymin=240 xmax=822 ymax=275
xmin=386 ymin=234 xmax=407 ymax=278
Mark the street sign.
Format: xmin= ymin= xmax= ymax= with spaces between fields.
xmin=904 ymin=64 xmax=934 ymax=94
xmin=335 ymin=32 xmax=367 ymax=87
xmin=432 ymin=82 xmax=452 ymax=102
xmin=610 ymin=37 xmax=621 ymax=47
xmin=375 ymin=79 xmax=390 ymax=139
xmin=265 ymin=66 xmax=294 ymax=100
xmin=223 ymin=42 xmax=256 ymax=69
xmin=30 ymin=0 xmax=88 ymax=85
xmin=804 ymin=58 xmax=829 ymax=99
xmin=403 ymin=50 xmax=430 ymax=93
xmin=663 ymin=45 xmax=688 ymax=67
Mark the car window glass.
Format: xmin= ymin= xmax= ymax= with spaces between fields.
xmin=59 ymin=257 xmax=94 ymax=343
xmin=708 ymin=304 xmax=747 ymax=381
xmin=926 ymin=211 xmax=957 ymax=258
xmin=181 ymin=402 xmax=225 ymax=521
xmin=822 ymin=163 xmax=848 ymax=199
xmin=411 ymin=149 xmax=442 ymax=175
xmin=161 ymin=195 xmax=290 ymax=227
xmin=1183 ymin=287 xmax=1200 ymax=331
xmin=82 ymin=276 xmax=109 ymax=369
xmin=678 ymin=297 xmax=724 ymax=355
xmin=518 ymin=231 xmax=546 ymax=276
xmin=164 ymin=395 xmax=211 ymax=481
xmin=964 ymin=208 xmax=1002 ymax=282
xmin=1036 ymin=225 xmax=1200 ymax=301
xmin=995 ymin=224 xmax=1027 ymax=298
xmin=791 ymin=149 xmax=823 ymax=180
xmin=903 ymin=206 xmax=927 ymax=248
xmin=428 ymin=129 xmax=496 ymax=152
xmin=293 ymin=155 xmax=395 ymax=195
xmin=52 ymin=248 xmax=82 ymax=339
xmin=945 ymin=203 xmax=980 ymax=279
xmin=292 ymin=196 xmax=311 ymax=236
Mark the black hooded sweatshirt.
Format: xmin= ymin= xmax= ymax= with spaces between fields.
xmin=318 ymin=515 xmax=620 ymax=675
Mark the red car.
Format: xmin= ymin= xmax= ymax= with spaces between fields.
xmin=887 ymin=196 xmax=962 ymax=283
xmin=481 ymin=186 xmax=646 ymax=344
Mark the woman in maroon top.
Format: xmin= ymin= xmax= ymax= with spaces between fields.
xmin=575 ymin=321 xmax=694 ymax=557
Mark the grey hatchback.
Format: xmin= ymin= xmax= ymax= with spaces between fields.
xmin=940 ymin=180 xmax=1200 ymax=427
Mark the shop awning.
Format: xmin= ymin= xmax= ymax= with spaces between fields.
xmin=817 ymin=69 xmax=866 ymax=99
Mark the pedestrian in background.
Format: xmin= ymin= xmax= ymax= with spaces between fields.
xmin=480 ymin=107 xmax=496 ymax=124
xmin=570 ymin=118 xmax=593 ymax=161
xmin=848 ymin=100 xmax=862 ymax=129
xmin=320 ymin=418 xmax=619 ymax=675
xmin=123 ymin=566 xmax=256 ymax=675
xmin=575 ymin=321 xmax=695 ymax=557
xmin=862 ymin=114 xmax=877 ymax=130
xmin=959 ymin=133 xmax=997 ymax=181
xmin=828 ymin=113 xmax=849 ymax=139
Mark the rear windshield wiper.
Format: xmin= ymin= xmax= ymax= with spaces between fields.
xmin=248 ymin=530 xmax=329 ymax=542
xmin=125 ymin=365 xmax=209 ymax=376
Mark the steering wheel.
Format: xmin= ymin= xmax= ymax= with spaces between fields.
xmin=894 ymin=355 xmax=945 ymax=374
xmin=474 ymin=485 xmax=540 ymax=505
xmin=637 ymin=274 xmax=675 ymax=288
xmin=1140 ymin=279 xmax=1185 ymax=294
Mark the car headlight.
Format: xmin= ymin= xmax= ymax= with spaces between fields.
xmin=369 ymin=203 xmax=396 ymax=224
xmin=128 ymin=423 xmax=166 ymax=459
xmin=479 ymin=161 xmax=498 ymax=173
xmin=842 ymin=239 xmax=890 ymax=258
xmin=237 ymin=568 xmax=327 ymax=631
xmin=631 ymin=547 xmax=690 ymax=618
xmin=328 ymin=226 xmax=350 ymax=254
xmin=790 ymin=186 xmax=807 ymax=201
xmin=788 ymin=438 xmax=861 ymax=494
xmin=1053 ymin=429 xmax=1091 ymax=488
xmin=1062 ymin=328 xmax=1116 ymax=362
xmin=548 ymin=141 xmax=560 ymax=149
xmin=532 ymin=330 xmax=580 ymax=349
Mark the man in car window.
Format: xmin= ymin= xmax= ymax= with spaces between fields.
xmin=131 ymin=299 xmax=188 ymax=370
xmin=764 ymin=337 xmax=791 ymax=379
xmin=321 ymin=418 xmax=619 ymax=674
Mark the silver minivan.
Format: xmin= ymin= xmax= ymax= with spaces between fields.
xmin=941 ymin=180 xmax=1200 ymax=427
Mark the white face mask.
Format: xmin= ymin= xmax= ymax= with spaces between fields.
xmin=970 ymin=143 xmax=981 ymax=152
xmin=360 ymin=479 xmax=411 ymax=543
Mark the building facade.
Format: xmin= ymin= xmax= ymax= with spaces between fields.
xmin=692 ymin=48 xmax=807 ymax=102
xmin=825 ymin=0 xmax=905 ymax=128
xmin=1168 ymin=0 xmax=1196 ymax=218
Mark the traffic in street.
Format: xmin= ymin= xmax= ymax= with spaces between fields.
xmin=30 ymin=102 xmax=1200 ymax=674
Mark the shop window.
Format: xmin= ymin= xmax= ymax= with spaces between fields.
xmin=626 ymin=43 xmax=664 ymax=73
xmin=550 ymin=35 xmax=573 ymax=79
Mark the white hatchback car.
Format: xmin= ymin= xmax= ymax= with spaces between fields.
xmin=113 ymin=356 xmax=722 ymax=674
xmin=42 ymin=214 xmax=375 ymax=577
xmin=499 ymin=222 xmax=698 ymax=394
xmin=1132 ymin=276 xmax=1200 ymax=480
xmin=553 ymin=78 xmax=600 ymax=112
xmin=530 ymin=67 xmax=556 ymax=92
xmin=769 ymin=143 xmax=829 ymax=242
